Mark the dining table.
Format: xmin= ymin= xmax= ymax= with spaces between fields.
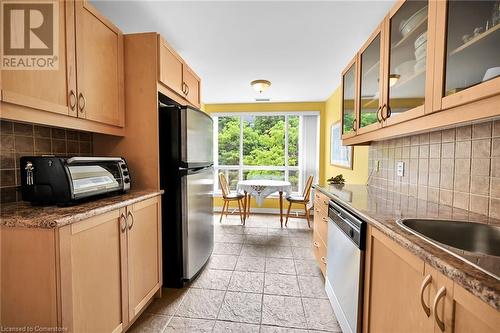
xmin=236 ymin=179 xmax=292 ymax=227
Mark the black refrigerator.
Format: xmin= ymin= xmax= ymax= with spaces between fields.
xmin=159 ymin=94 xmax=214 ymax=288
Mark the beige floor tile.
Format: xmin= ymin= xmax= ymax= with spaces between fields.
xmin=164 ymin=316 xmax=215 ymax=333
xmin=228 ymin=271 xmax=265 ymax=293
xmin=191 ymin=269 xmax=233 ymax=290
xmin=261 ymin=295 xmax=307 ymax=329
xmin=176 ymin=288 xmax=225 ymax=320
xmin=264 ymin=273 xmax=300 ymax=296
xmin=235 ymin=256 xmax=266 ymax=272
xmin=265 ymin=258 xmax=296 ymax=275
xmin=213 ymin=321 xmax=260 ymax=333
xmin=217 ymin=291 xmax=263 ymax=324
xmin=146 ymin=288 xmax=188 ymax=316
xmin=207 ymin=254 xmax=238 ymax=271
xmin=127 ymin=313 xmax=170 ymax=333
xmin=302 ymin=298 xmax=341 ymax=332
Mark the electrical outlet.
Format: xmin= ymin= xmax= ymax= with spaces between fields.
xmin=397 ymin=161 xmax=405 ymax=177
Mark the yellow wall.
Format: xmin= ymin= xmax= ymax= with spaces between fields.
xmin=205 ymin=96 xmax=369 ymax=210
xmin=322 ymin=88 xmax=369 ymax=184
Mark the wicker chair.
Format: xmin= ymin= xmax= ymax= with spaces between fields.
xmin=284 ymin=175 xmax=314 ymax=227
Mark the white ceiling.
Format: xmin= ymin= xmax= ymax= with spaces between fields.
xmin=91 ymin=0 xmax=395 ymax=104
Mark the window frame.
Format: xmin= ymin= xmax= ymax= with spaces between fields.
xmin=212 ymin=111 xmax=319 ymax=196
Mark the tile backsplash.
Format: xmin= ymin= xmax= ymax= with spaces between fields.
xmin=368 ymin=120 xmax=500 ymax=219
xmin=0 ymin=120 xmax=93 ymax=203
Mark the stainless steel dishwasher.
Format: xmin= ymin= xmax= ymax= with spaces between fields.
xmin=325 ymin=200 xmax=366 ymax=333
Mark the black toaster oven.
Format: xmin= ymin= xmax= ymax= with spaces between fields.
xmin=20 ymin=156 xmax=131 ymax=205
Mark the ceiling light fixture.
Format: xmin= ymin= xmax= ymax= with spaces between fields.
xmin=389 ymin=74 xmax=401 ymax=87
xmin=251 ymin=79 xmax=271 ymax=93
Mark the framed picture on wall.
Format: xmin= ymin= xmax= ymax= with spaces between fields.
xmin=330 ymin=122 xmax=353 ymax=169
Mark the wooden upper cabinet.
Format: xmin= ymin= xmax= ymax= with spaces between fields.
xmin=432 ymin=0 xmax=500 ymax=111
xmin=126 ymin=197 xmax=162 ymax=320
xmin=357 ymin=24 xmax=385 ymax=135
xmin=341 ymin=56 xmax=358 ymax=139
xmin=158 ymin=37 xmax=184 ymax=96
xmin=342 ymin=0 xmax=500 ymax=145
xmin=382 ymin=0 xmax=435 ymax=126
xmin=183 ymin=64 xmax=201 ymax=108
xmin=75 ymin=0 xmax=124 ymax=127
xmin=1 ymin=0 xmax=77 ymax=116
xmin=157 ymin=35 xmax=202 ymax=108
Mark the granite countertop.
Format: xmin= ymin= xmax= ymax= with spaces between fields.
xmin=0 ymin=190 xmax=163 ymax=229
xmin=313 ymin=183 xmax=500 ymax=311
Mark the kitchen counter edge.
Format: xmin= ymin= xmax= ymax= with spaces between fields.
xmin=313 ymin=184 xmax=500 ymax=311
xmin=0 ymin=190 xmax=164 ymax=229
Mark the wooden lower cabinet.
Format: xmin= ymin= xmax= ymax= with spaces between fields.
xmin=363 ymin=225 xmax=500 ymax=333
xmin=126 ymin=198 xmax=162 ymax=320
xmin=0 ymin=196 xmax=162 ymax=332
xmin=61 ymin=209 xmax=126 ymax=333
xmin=363 ymin=226 xmax=434 ymax=333
xmin=312 ymin=230 xmax=327 ymax=276
xmin=312 ymin=190 xmax=329 ymax=276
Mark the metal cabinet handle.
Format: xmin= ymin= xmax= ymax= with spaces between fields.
xmin=322 ymin=217 xmax=327 ymax=223
xmin=182 ymin=82 xmax=186 ymax=94
xmin=120 ymin=213 xmax=127 ymax=232
xmin=127 ymin=211 xmax=134 ymax=230
xmin=185 ymin=83 xmax=190 ymax=95
xmin=376 ymin=106 xmax=383 ymax=122
xmin=78 ymin=93 xmax=86 ymax=113
xmin=385 ymin=105 xmax=392 ymax=119
xmin=69 ymin=90 xmax=76 ymax=111
xmin=381 ymin=104 xmax=389 ymax=121
xmin=313 ymin=241 xmax=320 ymax=248
xmin=420 ymin=274 xmax=432 ymax=317
xmin=320 ymin=257 xmax=327 ymax=264
xmin=433 ymin=286 xmax=447 ymax=332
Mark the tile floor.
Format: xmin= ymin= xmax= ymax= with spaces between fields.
xmin=128 ymin=213 xmax=342 ymax=333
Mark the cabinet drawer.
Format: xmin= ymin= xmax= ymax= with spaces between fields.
xmin=313 ymin=231 xmax=327 ymax=276
xmin=313 ymin=207 xmax=328 ymax=246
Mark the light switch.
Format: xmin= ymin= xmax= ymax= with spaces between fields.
xmin=397 ymin=161 xmax=405 ymax=177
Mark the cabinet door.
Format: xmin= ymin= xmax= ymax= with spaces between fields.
xmin=448 ymin=283 xmax=500 ymax=333
xmin=383 ymin=0 xmax=435 ymax=126
xmin=358 ymin=25 xmax=385 ymax=135
xmin=75 ymin=0 xmax=124 ymax=126
xmin=62 ymin=209 xmax=127 ymax=333
xmin=312 ymin=229 xmax=327 ymax=277
xmin=433 ymin=0 xmax=500 ymax=111
xmin=1 ymin=0 xmax=77 ymax=116
xmin=341 ymin=56 xmax=358 ymax=139
xmin=158 ymin=36 xmax=184 ymax=96
xmin=126 ymin=197 xmax=162 ymax=319
xmin=363 ymin=226 xmax=434 ymax=333
xmin=183 ymin=64 xmax=201 ymax=108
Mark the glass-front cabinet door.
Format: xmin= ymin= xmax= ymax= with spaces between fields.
xmin=434 ymin=0 xmax=500 ymax=110
xmin=358 ymin=26 xmax=384 ymax=134
xmin=341 ymin=57 xmax=357 ymax=139
xmin=384 ymin=0 xmax=432 ymax=125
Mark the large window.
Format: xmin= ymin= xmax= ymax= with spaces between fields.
xmin=213 ymin=112 xmax=319 ymax=194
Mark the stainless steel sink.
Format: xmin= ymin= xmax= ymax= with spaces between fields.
xmin=398 ymin=219 xmax=500 ymax=257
